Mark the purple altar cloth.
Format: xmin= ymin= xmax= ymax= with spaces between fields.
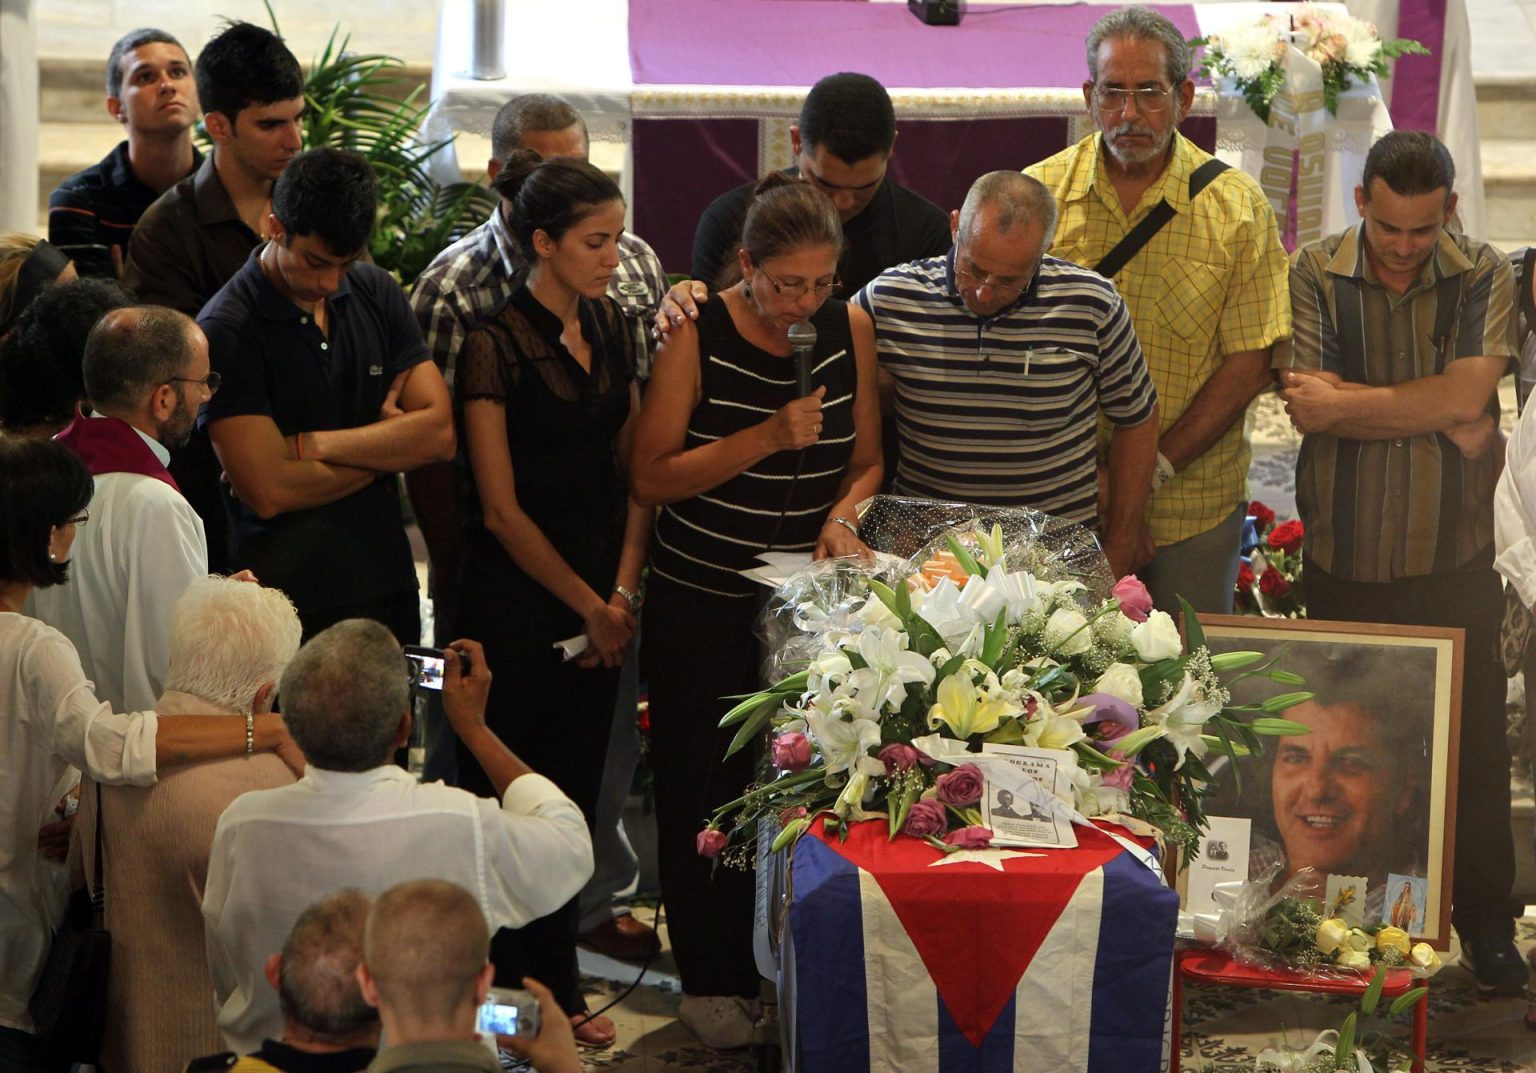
xmin=628 ymin=0 xmax=1200 ymax=90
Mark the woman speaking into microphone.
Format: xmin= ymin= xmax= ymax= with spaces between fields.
xmin=630 ymin=174 xmax=881 ymax=1049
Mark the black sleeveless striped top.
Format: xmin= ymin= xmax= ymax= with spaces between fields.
xmin=650 ymin=297 xmax=858 ymax=597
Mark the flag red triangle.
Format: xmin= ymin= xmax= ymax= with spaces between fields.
xmin=817 ymin=818 xmax=1124 ymax=1048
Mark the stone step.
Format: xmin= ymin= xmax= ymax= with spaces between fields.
xmin=1476 ymin=74 xmax=1536 ymax=143
xmin=1482 ymin=138 xmax=1536 ymax=248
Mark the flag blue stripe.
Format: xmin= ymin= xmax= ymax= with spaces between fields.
xmin=1087 ymin=851 xmax=1179 ymax=1072
xmin=939 ymin=989 xmax=1017 ymax=1073
xmin=788 ymin=835 xmax=871 ymax=1073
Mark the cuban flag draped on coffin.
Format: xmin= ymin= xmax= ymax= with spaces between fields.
xmin=784 ymin=818 xmax=1178 ymax=1073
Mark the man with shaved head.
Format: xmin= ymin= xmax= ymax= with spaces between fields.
xmin=358 ymin=879 xmax=580 ymax=1073
xmin=32 ymin=304 xmax=220 ymax=710
xmin=853 ymin=170 xmax=1160 ymax=578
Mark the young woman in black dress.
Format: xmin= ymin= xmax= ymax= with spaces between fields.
xmin=455 ymin=151 xmax=650 ymax=1048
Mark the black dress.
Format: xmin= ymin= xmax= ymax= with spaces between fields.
xmin=455 ymin=284 xmax=635 ymax=1012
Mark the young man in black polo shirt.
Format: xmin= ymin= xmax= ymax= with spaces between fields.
xmin=198 ymin=148 xmax=455 ymax=642
xmin=48 ymin=29 xmax=201 ymax=279
xmin=690 ymin=72 xmax=951 ymax=294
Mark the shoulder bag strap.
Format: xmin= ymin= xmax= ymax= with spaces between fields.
xmin=1092 ymin=158 xmax=1231 ymax=280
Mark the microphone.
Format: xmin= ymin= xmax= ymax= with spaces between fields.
xmin=789 ymin=321 xmax=817 ymax=397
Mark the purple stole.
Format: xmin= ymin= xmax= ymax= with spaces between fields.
xmin=54 ymin=410 xmax=180 ymax=491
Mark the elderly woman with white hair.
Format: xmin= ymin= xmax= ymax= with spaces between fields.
xmin=72 ymin=575 xmax=304 ymax=1073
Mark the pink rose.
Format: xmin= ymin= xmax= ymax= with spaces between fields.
xmin=943 ymin=826 xmax=994 ymax=850
xmin=1113 ymin=575 xmax=1155 ymax=623
xmin=696 ymin=828 xmax=728 ymax=858
xmin=935 ymin=763 xmax=984 ymax=807
xmin=902 ymin=798 xmax=948 ymax=838
xmin=1100 ymin=757 xmax=1135 ymax=791
xmin=778 ymin=806 xmax=809 ymax=826
xmin=880 ymin=742 xmax=921 ymax=773
xmin=771 ymin=731 xmax=812 ymax=772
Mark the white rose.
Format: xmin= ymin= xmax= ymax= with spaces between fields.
xmin=1131 ymin=610 xmax=1182 ymax=662
xmin=1044 ymin=607 xmax=1092 ymax=656
xmin=1093 ymin=663 xmax=1144 ymax=707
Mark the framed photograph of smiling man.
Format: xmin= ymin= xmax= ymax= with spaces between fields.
xmin=1190 ymin=615 xmax=1463 ymax=949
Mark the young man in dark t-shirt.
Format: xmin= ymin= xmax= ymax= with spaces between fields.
xmin=690 ymin=72 xmax=950 ymax=295
xmin=198 ymin=148 xmax=454 ymax=642
xmin=48 ymin=29 xmax=202 ymax=279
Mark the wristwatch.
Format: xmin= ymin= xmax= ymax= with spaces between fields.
xmin=614 ymin=584 xmax=644 ymax=613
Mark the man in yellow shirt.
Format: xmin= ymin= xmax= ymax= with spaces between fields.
xmin=1027 ymin=5 xmax=1289 ymax=613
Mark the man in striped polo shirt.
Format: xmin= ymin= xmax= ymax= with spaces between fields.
xmin=1276 ymin=130 xmax=1524 ymax=995
xmin=854 ymin=171 xmax=1160 ymax=579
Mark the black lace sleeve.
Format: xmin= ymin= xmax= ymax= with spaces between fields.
xmin=457 ymin=317 xmax=516 ymax=403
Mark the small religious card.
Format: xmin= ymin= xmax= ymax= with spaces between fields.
xmin=1184 ymin=815 xmax=1252 ymax=919
xmin=1381 ymin=873 xmax=1428 ymax=934
xmin=1326 ymin=873 xmax=1369 ymax=927
xmin=976 ymin=744 xmax=1078 ymax=849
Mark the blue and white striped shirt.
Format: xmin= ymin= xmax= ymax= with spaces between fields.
xmin=854 ymin=252 xmax=1157 ymax=525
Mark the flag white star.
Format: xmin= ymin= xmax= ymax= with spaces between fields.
xmin=928 ymin=849 xmax=1045 ymax=871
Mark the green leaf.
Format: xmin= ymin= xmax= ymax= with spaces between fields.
xmin=1177 ymin=596 xmax=1204 ymax=650
xmin=1386 ymin=986 xmax=1429 ymax=1019
xmin=1335 ymin=1011 xmax=1357 ymax=1062
xmin=723 ymin=701 xmax=776 ymax=759
xmin=933 ymin=652 xmax=967 ymax=688
xmin=1209 ymin=650 xmax=1263 ymax=672
xmin=1250 ymin=716 xmax=1313 ymax=736
xmin=980 ymin=609 xmax=1008 ymax=666
xmin=719 ymin=693 xmax=776 ymax=728
xmin=1260 ymin=691 xmax=1315 ymax=713
xmin=1361 ymin=965 xmax=1387 ymax=1015
xmin=1115 ymin=725 xmax=1164 ymax=757
xmin=944 ymin=533 xmax=985 ymax=579
xmin=982 ymin=721 xmax=1026 ymax=746
xmin=869 ymin=579 xmax=903 ymax=620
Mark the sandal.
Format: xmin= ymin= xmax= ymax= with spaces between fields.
xmin=570 ymin=1011 xmax=617 ymax=1049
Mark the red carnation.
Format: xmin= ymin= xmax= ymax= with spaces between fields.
xmin=1258 ymin=569 xmax=1293 ymax=598
xmin=1267 ymin=520 xmax=1305 ymax=555
xmin=1248 ymin=500 xmax=1276 ymax=530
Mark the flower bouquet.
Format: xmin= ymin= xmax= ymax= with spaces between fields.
xmin=1191 ymin=6 xmax=1428 ymax=122
xmin=1211 ymin=865 xmax=1442 ymax=981
xmin=1254 ymin=965 xmax=1429 ymax=1073
xmin=1236 ymin=500 xmax=1306 ymax=618
xmin=698 ymin=499 xmax=1314 ymax=866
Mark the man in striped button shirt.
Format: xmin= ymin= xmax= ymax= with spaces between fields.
xmin=854 ymin=171 xmax=1160 ymax=579
xmin=1275 ymin=130 xmax=1524 ymax=995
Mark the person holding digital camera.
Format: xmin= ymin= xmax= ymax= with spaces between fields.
xmin=202 ymin=621 xmax=592 ymax=1054
xmin=358 ymin=879 xmax=580 ymax=1073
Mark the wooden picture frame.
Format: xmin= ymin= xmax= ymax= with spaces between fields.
xmin=1189 ymin=614 xmax=1463 ymax=949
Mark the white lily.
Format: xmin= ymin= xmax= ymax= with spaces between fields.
xmin=805 ymin=708 xmax=882 ymax=776
xmin=1145 ymin=672 xmax=1224 ymax=768
xmin=1021 ymin=695 xmax=1088 ymax=750
xmin=847 ymin=626 xmax=935 ymax=714
xmin=975 ymin=524 xmax=1005 ymax=568
xmin=926 ymin=662 xmax=1022 ymax=738
xmin=855 ymin=592 xmax=902 ymax=632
